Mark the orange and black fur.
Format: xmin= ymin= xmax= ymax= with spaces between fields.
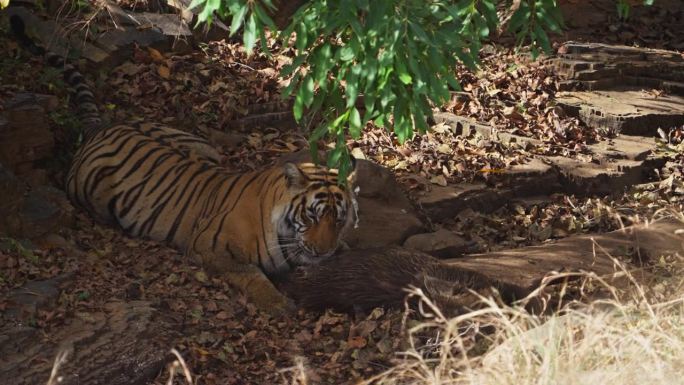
xmin=11 ymin=14 xmax=358 ymax=313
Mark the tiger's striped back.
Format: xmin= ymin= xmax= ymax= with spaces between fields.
xmin=67 ymin=123 xmax=358 ymax=275
xmin=66 ymin=122 xmax=221 ymax=238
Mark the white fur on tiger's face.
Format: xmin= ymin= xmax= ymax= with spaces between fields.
xmin=278 ymin=162 xmax=358 ymax=265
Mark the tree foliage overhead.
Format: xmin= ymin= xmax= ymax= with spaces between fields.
xmin=186 ymin=0 xmax=646 ymax=177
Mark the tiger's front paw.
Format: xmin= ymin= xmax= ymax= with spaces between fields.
xmin=224 ymin=266 xmax=297 ymax=317
xmin=250 ymin=287 xmax=296 ymax=317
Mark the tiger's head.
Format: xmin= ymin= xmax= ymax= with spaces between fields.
xmin=280 ymin=160 xmax=358 ymax=265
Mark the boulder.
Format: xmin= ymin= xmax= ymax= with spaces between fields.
xmin=0 ymin=163 xmax=26 ymax=236
xmin=0 ymin=164 xmax=75 ymax=239
xmin=343 ymin=195 xmax=424 ymax=249
xmin=17 ymin=186 xmax=76 ymax=239
xmin=0 ymin=93 xmax=56 ymax=176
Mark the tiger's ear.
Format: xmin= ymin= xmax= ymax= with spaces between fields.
xmin=346 ymin=155 xmax=358 ymax=186
xmin=284 ymin=162 xmax=307 ymax=188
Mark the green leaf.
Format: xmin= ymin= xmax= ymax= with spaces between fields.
xmin=507 ymin=5 xmax=530 ymax=34
xmin=345 ymin=65 xmax=361 ymax=108
xmin=445 ymin=73 xmax=461 ymax=91
xmin=408 ymin=21 xmax=430 ymax=43
xmin=243 ymin=13 xmax=257 ymax=55
xmin=349 ymin=107 xmax=362 ymax=138
xmin=327 ymin=146 xmax=343 ymax=169
xmin=533 ymin=24 xmax=552 ymax=54
xmin=253 ymin=4 xmax=276 ymax=30
xmin=258 ymin=22 xmax=270 ymax=58
xmin=281 ymin=55 xmax=306 ymax=77
xmin=339 ymin=46 xmax=355 ymax=61
xmin=203 ymin=0 xmax=221 ymax=22
xmin=1 ymin=0 xmax=11 ymax=9
xmin=294 ymin=91 xmax=305 ymax=121
xmin=617 ymin=0 xmax=631 ymax=19
xmin=394 ymin=115 xmax=411 ymax=143
xmin=398 ymin=72 xmax=412 ymax=85
xmin=296 ymin=22 xmax=308 ymax=51
xmin=282 ymin=72 xmax=301 ymax=97
xmin=530 ymin=45 xmax=540 ymax=60
xmin=310 ymin=122 xmax=330 ymax=143
xmin=395 ymin=60 xmax=412 ymax=85
xmin=229 ymin=3 xmax=248 ymax=36
xmin=303 ymin=75 xmax=315 ymax=107
xmin=539 ymin=10 xmax=562 ymax=33
xmin=313 ymin=45 xmax=333 ymax=83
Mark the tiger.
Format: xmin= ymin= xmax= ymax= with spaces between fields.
xmin=10 ymin=13 xmax=359 ymax=315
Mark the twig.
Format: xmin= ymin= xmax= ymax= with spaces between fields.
xmin=166 ymin=348 xmax=194 ymax=385
xmin=46 ymin=349 xmax=70 ymax=385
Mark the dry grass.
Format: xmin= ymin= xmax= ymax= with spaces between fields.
xmin=354 ymin=239 xmax=684 ymax=385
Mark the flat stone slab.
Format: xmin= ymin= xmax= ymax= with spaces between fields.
xmin=418 ymin=183 xmax=512 ymax=222
xmin=541 ymin=154 xmax=663 ymax=196
xmin=585 ymin=135 xmax=657 ymax=162
xmin=550 ymin=41 xmax=684 ymax=135
xmin=432 ymin=111 xmax=542 ymax=148
xmin=417 ymin=112 xmax=667 ymax=221
xmin=552 ymin=41 xmax=684 ymax=95
xmin=557 ymin=90 xmax=684 ymax=136
xmin=444 ymin=219 xmax=684 ymax=290
xmin=403 ymin=228 xmax=474 ymax=258
xmin=3 ymin=274 xmax=73 ymax=321
xmin=416 ymin=149 xmax=665 ymax=221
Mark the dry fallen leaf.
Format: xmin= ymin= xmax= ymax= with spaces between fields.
xmin=158 ymin=65 xmax=171 ymax=79
xmin=347 ymin=336 xmax=367 ymax=349
xmin=148 ymin=47 xmax=165 ymax=63
xmin=430 ymin=175 xmax=448 ymax=186
xmin=215 ymin=311 xmax=231 ymax=320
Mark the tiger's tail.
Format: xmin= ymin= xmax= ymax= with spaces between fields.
xmin=9 ymin=14 xmax=103 ymax=139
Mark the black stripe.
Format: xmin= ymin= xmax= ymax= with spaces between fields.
xmin=222 ymin=172 xmax=263 ymax=213
xmin=137 ymin=189 xmax=177 ymax=236
xmin=258 ymin=197 xmax=276 ymax=271
xmin=119 ymin=181 xmax=147 ymax=217
xmin=152 ymin=162 xmax=193 ymax=202
xmin=211 ymin=212 xmax=230 ymax=251
xmin=209 ymin=175 xmax=242 ymax=214
xmin=165 ymin=169 xmax=211 ymax=244
xmin=85 ymin=165 xmax=120 ymax=197
xmin=145 ymin=158 xmax=182 ymax=196
xmin=119 ymin=145 xmax=166 ymax=180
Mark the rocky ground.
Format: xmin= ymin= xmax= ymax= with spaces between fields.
xmin=1 ymin=1 xmax=684 ymax=384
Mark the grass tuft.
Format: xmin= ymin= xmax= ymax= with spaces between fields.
xmin=359 ymin=241 xmax=684 ymax=385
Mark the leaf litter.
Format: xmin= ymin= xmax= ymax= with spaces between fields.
xmin=1 ymin=4 xmax=684 ymax=384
